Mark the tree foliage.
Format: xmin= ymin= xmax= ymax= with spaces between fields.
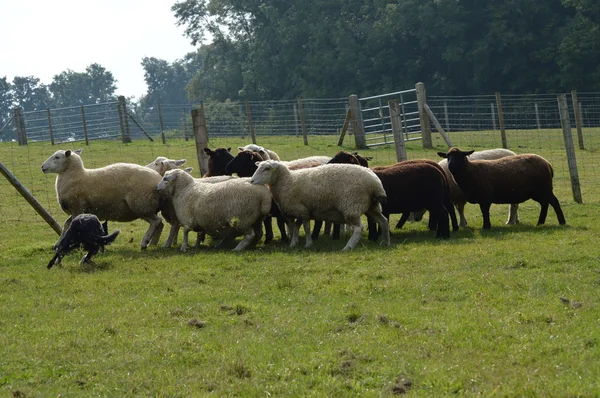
xmin=171 ymin=0 xmax=600 ymax=99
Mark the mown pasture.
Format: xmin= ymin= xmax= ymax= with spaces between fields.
xmin=0 ymin=131 xmax=599 ymax=396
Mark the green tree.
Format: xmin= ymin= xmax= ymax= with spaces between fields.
xmin=11 ymin=76 xmax=51 ymax=111
xmin=49 ymin=63 xmax=117 ymax=107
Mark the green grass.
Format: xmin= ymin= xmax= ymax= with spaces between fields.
xmin=1 ymin=132 xmax=600 ymax=396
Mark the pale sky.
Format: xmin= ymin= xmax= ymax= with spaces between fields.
xmin=0 ymin=0 xmax=197 ymax=99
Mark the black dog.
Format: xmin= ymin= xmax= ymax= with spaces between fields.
xmin=47 ymin=214 xmax=120 ymax=269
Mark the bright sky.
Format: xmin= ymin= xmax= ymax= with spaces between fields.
xmin=0 ymin=0 xmax=197 ymax=99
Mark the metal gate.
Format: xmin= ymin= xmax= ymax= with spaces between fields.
xmin=360 ymin=88 xmax=421 ymax=147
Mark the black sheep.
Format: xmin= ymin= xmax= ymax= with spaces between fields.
xmin=47 ymin=214 xmax=120 ymax=269
xmin=203 ymin=147 xmax=234 ymax=176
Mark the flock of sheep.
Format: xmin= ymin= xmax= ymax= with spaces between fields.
xmin=40 ymin=143 xmax=566 ymax=265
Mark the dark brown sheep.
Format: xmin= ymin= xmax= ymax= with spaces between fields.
xmin=203 ymin=147 xmax=234 ymax=177
xmin=438 ymin=147 xmax=566 ymax=229
xmin=365 ymin=160 xmax=458 ymax=239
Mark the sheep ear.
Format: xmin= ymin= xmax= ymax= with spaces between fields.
xmin=237 ymin=147 xmax=244 ymax=152
xmin=227 ymin=147 xmax=231 ymax=152
xmin=74 ymin=148 xmax=83 ymax=155
xmin=184 ymin=167 xmax=193 ymax=174
xmin=204 ymin=148 xmax=214 ymax=155
xmin=255 ymin=161 xmax=261 ymax=167
xmin=175 ymin=159 xmax=186 ymax=166
xmin=65 ymin=150 xmax=72 ymax=157
xmin=366 ymin=157 xmax=373 ymax=161
xmin=437 ymin=152 xmax=448 ymax=159
xmin=465 ymin=150 xmax=475 ymax=156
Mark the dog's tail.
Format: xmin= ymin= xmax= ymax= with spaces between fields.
xmin=98 ymin=230 xmax=120 ymax=246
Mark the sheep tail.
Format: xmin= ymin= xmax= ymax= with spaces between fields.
xmin=98 ymin=230 xmax=120 ymax=246
xmin=373 ymin=193 xmax=387 ymax=205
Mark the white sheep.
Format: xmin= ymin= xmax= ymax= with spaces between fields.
xmin=41 ymin=149 xmax=165 ymax=249
xmin=145 ymin=156 xmax=187 ymax=175
xmin=238 ymin=144 xmax=281 ymax=161
xmin=156 ymin=169 xmax=270 ymax=251
xmin=250 ymin=160 xmax=390 ymax=251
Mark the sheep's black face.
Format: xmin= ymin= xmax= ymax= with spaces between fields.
xmin=445 ymin=148 xmax=474 ymax=174
xmin=206 ymin=147 xmax=234 ymax=176
xmin=225 ymin=151 xmax=262 ymax=177
xmin=328 ymin=151 xmax=359 ymax=165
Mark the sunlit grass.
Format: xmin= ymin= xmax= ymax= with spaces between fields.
xmin=1 ymin=132 xmax=599 ymax=395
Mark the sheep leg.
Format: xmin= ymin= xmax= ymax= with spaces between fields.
xmin=232 ymin=228 xmax=257 ymax=252
xmin=342 ymin=219 xmax=363 ymax=251
xmin=457 ymin=202 xmax=468 ymax=228
xmin=163 ymin=221 xmax=181 ymax=248
xmin=263 ymin=216 xmax=274 ymax=243
xmin=288 ymin=218 xmax=300 ymax=248
xmin=193 ymin=232 xmax=205 ymax=249
xmin=303 ymin=219 xmax=314 ymax=248
xmin=331 ymin=223 xmax=341 ymax=240
xmin=479 ymin=203 xmax=492 ymax=229
xmin=395 ymin=213 xmax=411 ymax=230
xmin=367 ymin=215 xmax=379 ymax=241
xmin=445 ymin=199 xmax=459 ymax=231
xmin=431 ymin=206 xmax=450 ymax=239
xmin=506 ymin=204 xmax=520 ymax=225
xmin=276 ymin=216 xmax=289 ymax=243
xmin=311 ymin=220 xmax=323 ymax=241
xmin=141 ymin=215 xmax=163 ymax=249
xmin=181 ymin=227 xmax=191 ymax=251
xmin=366 ymin=208 xmax=390 ymax=246
xmin=537 ymin=201 xmax=550 ymax=225
xmin=549 ymin=195 xmax=566 ymax=225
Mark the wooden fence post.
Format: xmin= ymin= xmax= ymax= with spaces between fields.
xmin=416 ymin=82 xmax=432 ymax=148
xmin=495 ymin=92 xmax=507 ymax=148
xmin=158 ymin=103 xmax=166 ymax=144
xmin=424 ymin=103 xmax=453 ymax=147
xmin=443 ymin=101 xmax=450 ymax=131
xmin=80 ymin=105 xmax=89 ymax=146
xmin=337 ymin=109 xmax=352 ymax=146
xmin=244 ymin=100 xmax=257 ymax=144
xmin=13 ymin=107 xmax=27 ymax=146
xmin=388 ymin=100 xmax=407 ymax=161
xmin=534 ymin=103 xmax=541 ymax=129
xmin=557 ymin=94 xmax=583 ymax=204
xmin=349 ymin=94 xmax=367 ymax=149
xmin=117 ymin=96 xmax=131 ymax=143
xmin=192 ymin=104 xmax=210 ymax=177
xmin=0 ymin=161 xmax=62 ymax=235
xmin=571 ymin=90 xmax=585 ymax=150
xmin=47 ymin=108 xmax=55 ymax=145
xmin=491 ymin=103 xmax=497 ymax=131
xmin=297 ymin=96 xmax=308 ymax=145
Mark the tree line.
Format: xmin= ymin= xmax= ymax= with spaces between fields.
xmin=2 ymin=0 xmax=599 ymax=132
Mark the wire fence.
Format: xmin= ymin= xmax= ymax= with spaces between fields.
xmin=1 ymin=87 xmax=600 ymax=232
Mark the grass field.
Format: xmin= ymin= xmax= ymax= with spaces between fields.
xmin=1 ymin=132 xmax=599 ymax=396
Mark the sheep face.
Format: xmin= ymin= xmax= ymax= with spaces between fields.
xmin=327 ymin=151 xmax=361 ymax=166
xmin=156 ymin=169 xmax=181 ymax=194
xmin=438 ymin=148 xmax=475 ymax=174
xmin=146 ymin=157 xmax=186 ymax=176
xmin=41 ymin=149 xmax=83 ymax=174
xmin=225 ymin=150 xmax=264 ymax=177
xmin=204 ymin=147 xmax=234 ymax=176
xmin=250 ymin=160 xmax=279 ymax=185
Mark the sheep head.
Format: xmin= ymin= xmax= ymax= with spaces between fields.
xmin=225 ymin=150 xmax=265 ymax=177
xmin=41 ymin=149 xmax=83 ymax=174
xmin=204 ymin=147 xmax=234 ymax=176
xmin=250 ymin=160 xmax=280 ymax=185
xmin=438 ymin=148 xmax=475 ymax=175
xmin=146 ymin=156 xmax=186 ymax=176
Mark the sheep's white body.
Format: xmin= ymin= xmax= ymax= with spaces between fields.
xmin=250 ymin=160 xmax=390 ymax=251
xmin=41 ymin=149 xmax=164 ymax=249
xmin=238 ymin=144 xmax=281 ymax=161
xmin=157 ymin=169 xmax=270 ymax=251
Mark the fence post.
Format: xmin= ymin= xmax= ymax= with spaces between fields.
xmin=534 ymin=103 xmax=541 ymax=129
xmin=297 ymin=96 xmax=308 ymax=145
xmin=80 ymin=105 xmax=89 ymax=146
xmin=416 ymin=82 xmax=432 ymax=148
xmin=47 ymin=108 xmax=55 ymax=145
xmin=571 ymin=90 xmax=585 ymax=150
xmin=244 ymin=100 xmax=257 ymax=144
xmin=349 ymin=94 xmax=367 ymax=149
xmin=182 ymin=107 xmax=189 ymax=141
xmin=557 ymin=94 xmax=583 ymax=204
xmin=158 ymin=103 xmax=166 ymax=144
xmin=293 ymin=103 xmax=300 ymax=137
xmin=13 ymin=107 xmax=27 ymax=146
xmin=117 ymin=96 xmax=131 ymax=143
xmin=495 ymin=92 xmax=507 ymax=148
xmin=491 ymin=103 xmax=497 ymax=131
xmin=443 ymin=101 xmax=450 ymax=131
xmin=192 ymin=104 xmax=210 ymax=177
xmin=389 ymin=100 xmax=407 ymax=162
